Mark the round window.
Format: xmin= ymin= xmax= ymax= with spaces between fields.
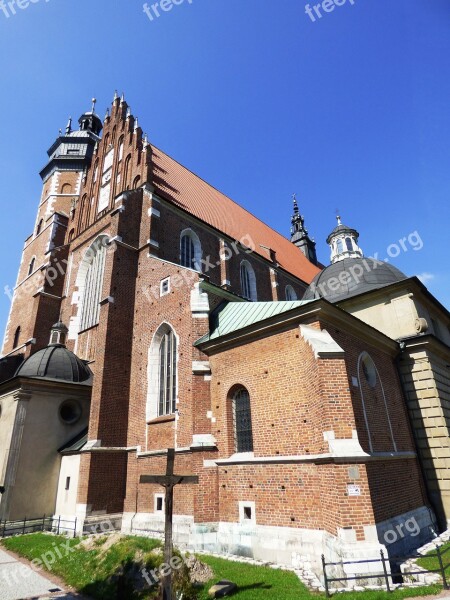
xmin=361 ymin=354 xmax=377 ymax=388
xmin=59 ymin=400 xmax=82 ymax=425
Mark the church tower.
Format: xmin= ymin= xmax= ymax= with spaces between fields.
xmin=1 ymin=100 xmax=101 ymax=360
xmin=290 ymin=194 xmax=318 ymax=265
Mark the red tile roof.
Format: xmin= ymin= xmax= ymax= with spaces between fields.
xmin=150 ymin=145 xmax=321 ymax=284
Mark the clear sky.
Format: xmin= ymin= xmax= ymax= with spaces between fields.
xmin=0 ymin=0 xmax=449 ymax=337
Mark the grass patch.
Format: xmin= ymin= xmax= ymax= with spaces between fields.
xmin=2 ymin=533 xmax=163 ymax=598
xmin=197 ymin=555 xmax=310 ymax=599
xmin=1 ymin=533 xmax=443 ymax=600
xmin=417 ymin=541 xmax=450 ymax=578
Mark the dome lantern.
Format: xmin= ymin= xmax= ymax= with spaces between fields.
xmin=327 ymin=216 xmax=363 ymax=264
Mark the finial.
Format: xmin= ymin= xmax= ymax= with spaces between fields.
xmin=126 ymin=107 xmax=131 ymax=120
xmin=113 ymin=90 xmax=119 ymax=102
xmin=104 ymin=107 xmax=110 ymax=120
xmin=336 ymin=215 xmax=342 ymax=226
xmin=58 ymin=128 xmax=62 ymax=136
xmin=65 ymin=117 xmax=72 ymax=135
xmin=292 ymin=193 xmax=299 ymax=214
xmin=143 ymin=133 xmax=149 ymax=149
xmin=120 ymin=92 xmax=125 ymax=104
xmin=134 ymin=117 xmax=139 ymax=132
xmin=91 ymin=98 xmax=97 ymax=113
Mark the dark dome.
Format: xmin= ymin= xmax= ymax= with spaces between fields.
xmin=303 ymin=258 xmax=407 ymax=303
xmin=15 ymin=345 xmax=92 ymax=383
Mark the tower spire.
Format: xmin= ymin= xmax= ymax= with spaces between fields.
xmin=290 ymin=194 xmax=317 ymax=265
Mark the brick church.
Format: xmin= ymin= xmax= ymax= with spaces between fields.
xmin=1 ymin=94 xmax=450 ymax=578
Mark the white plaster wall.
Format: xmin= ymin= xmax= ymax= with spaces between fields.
xmin=54 ymin=454 xmax=81 ymax=518
xmin=7 ymin=390 xmax=90 ymax=520
xmin=0 ymin=393 xmax=18 ymax=486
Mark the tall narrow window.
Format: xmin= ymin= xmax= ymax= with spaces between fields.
xmin=78 ymin=237 xmax=108 ymax=331
xmin=240 ymin=261 xmax=257 ymax=301
xmin=285 ymin=285 xmax=297 ymax=301
xmin=28 ymin=257 xmax=35 ymax=276
xmin=36 ymin=219 xmax=43 ymax=236
xmin=336 ymin=239 xmax=344 ymax=254
xmin=123 ymin=155 xmax=132 ymax=191
xmin=12 ymin=326 xmax=21 ymax=350
xmin=233 ymin=387 xmax=254 ymax=453
xmin=158 ymin=329 xmax=177 ymax=416
xmin=180 ymin=229 xmax=202 ymax=271
xmin=345 ymin=237 xmax=353 ymax=251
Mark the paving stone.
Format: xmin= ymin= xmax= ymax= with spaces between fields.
xmin=0 ymin=551 xmax=65 ymax=600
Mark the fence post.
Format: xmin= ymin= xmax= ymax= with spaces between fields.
xmin=73 ymin=517 xmax=77 ymax=539
xmin=436 ymin=545 xmax=449 ymax=590
xmin=322 ymin=554 xmax=330 ymax=597
xmin=22 ymin=516 xmax=26 ymax=535
xmin=42 ymin=514 xmax=46 ymax=532
xmin=380 ymin=550 xmax=391 ymax=593
xmin=57 ymin=516 xmax=61 ymax=536
xmin=1 ymin=520 xmax=5 ymax=538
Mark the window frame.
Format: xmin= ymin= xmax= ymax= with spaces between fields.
xmin=240 ymin=260 xmax=257 ymax=301
xmin=180 ymin=228 xmax=202 ymax=271
xmin=158 ymin=328 xmax=178 ymax=417
xmin=233 ymin=387 xmax=254 ymax=453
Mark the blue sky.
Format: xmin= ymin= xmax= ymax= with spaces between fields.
xmin=0 ymin=0 xmax=449 ymax=336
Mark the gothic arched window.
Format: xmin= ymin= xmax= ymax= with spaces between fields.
xmin=78 ymin=236 xmax=108 ymax=332
xmin=180 ymin=229 xmax=202 ymax=271
xmin=240 ymin=261 xmax=257 ymax=301
xmin=233 ymin=387 xmax=254 ymax=453
xmin=158 ymin=328 xmax=177 ymax=417
xmin=146 ymin=323 xmax=179 ymax=422
xmin=285 ymin=285 xmax=297 ymax=301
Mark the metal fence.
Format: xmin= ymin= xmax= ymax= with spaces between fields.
xmin=322 ymin=546 xmax=450 ymax=596
xmin=0 ymin=515 xmax=77 ymax=538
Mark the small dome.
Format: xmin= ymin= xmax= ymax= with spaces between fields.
xmin=303 ymin=258 xmax=407 ymax=303
xmin=15 ymin=345 xmax=92 ymax=383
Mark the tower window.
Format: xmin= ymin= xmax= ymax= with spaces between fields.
xmin=240 ymin=261 xmax=257 ymax=301
xmin=233 ymin=387 xmax=254 ymax=453
xmin=28 ymin=257 xmax=35 ymax=276
xmin=345 ymin=237 xmax=353 ymax=251
xmin=158 ymin=329 xmax=177 ymax=417
xmin=65 ymin=477 xmax=71 ymax=491
xmin=36 ymin=219 xmax=43 ymax=236
xmin=336 ymin=239 xmax=344 ymax=254
xmin=180 ymin=229 xmax=202 ymax=271
xmin=12 ymin=326 xmax=21 ymax=350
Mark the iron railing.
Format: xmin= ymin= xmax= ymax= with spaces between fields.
xmin=0 ymin=515 xmax=77 ymax=539
xmin=322 ymin=545 xmax=450 ymax=596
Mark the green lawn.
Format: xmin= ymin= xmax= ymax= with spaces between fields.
xmin=1 ymin=533 xmax=443 ymax=600
xmin=417 ymin=541 xmax=450 ymax=577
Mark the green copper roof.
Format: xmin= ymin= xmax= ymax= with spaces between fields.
xmin=195 ymin=300 xmax=312 ymax=345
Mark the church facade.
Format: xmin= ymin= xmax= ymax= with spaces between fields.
xmin=0 ymin=94 xmax=449 ymax=580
